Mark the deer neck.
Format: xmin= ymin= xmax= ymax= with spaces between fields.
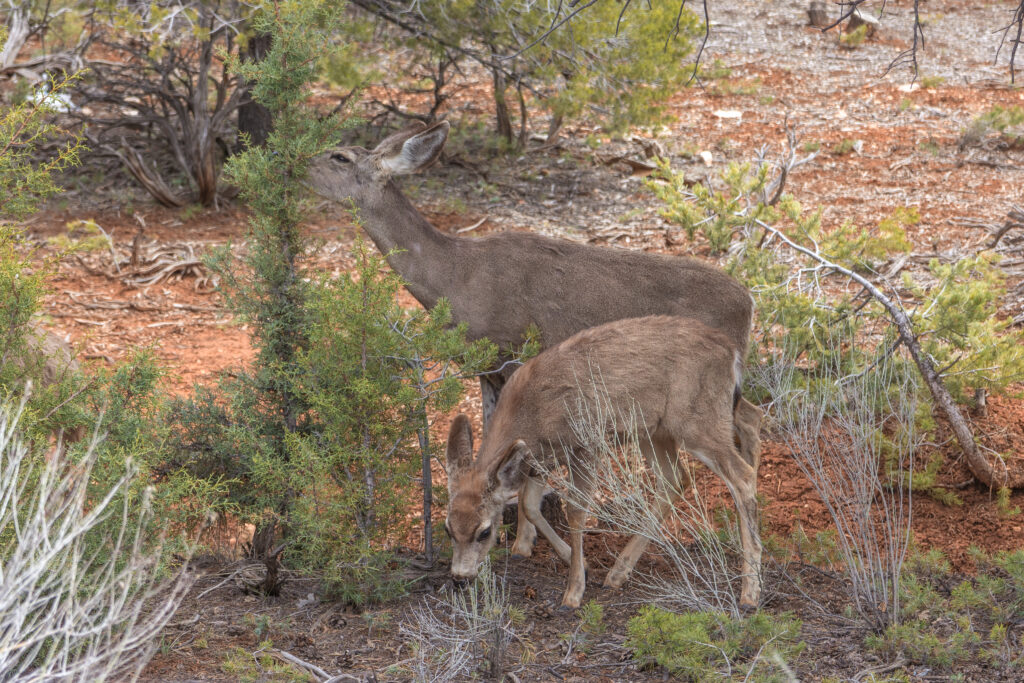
xmin=358 ymin=182 xmax=457 ymax=310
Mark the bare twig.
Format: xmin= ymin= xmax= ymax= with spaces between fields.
xmin=996 ymin=0 xmax=1024 ymax=83
xmin=0 ymin=395 xmax=193 ymax=680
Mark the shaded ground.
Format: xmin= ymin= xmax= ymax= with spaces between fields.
xmin=10 ymin=0 xmax=1024 ymax=680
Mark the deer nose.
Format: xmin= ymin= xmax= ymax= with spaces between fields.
xmin=450 ymin=576 xmax=470 ymax=589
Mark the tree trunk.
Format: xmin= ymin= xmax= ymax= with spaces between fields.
xmin=236 ymin=32 xmax=273 ymax=150
xmin=492 ymin=68 xmax=513 ymax=144
xmin=417 ymin=412 xmax=434 ymax=564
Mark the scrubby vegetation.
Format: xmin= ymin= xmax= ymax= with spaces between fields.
xmin=3 ymin=0 xmax=1024 ymax=680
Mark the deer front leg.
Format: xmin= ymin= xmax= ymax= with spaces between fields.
xmin=561 ymin=501 xmax=588 ymax=609
xmin=560 ymin=455 xmax=592 ymax=609
xmin=519 ymin=477 xmax=571 ymax=564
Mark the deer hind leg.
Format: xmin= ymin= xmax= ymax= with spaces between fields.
xmin=604 ymin=432 xmax=689 ymax=589
xmin=560 ymin=450 xmax=594 ymax=609
xmin=733 ymin=398 xmax=763 ymax=471
xmin=514 ymin=477 xmax=571 ymax=564
xmin=688 ymin=433 xmax=762 ymax=610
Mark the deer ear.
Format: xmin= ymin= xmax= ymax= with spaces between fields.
xmin=378 ymin=121 xmax=450 ymax=176
xmin=489 ymin=440 xmax=528 ymax=494
xmin=445 ymin=414 xmax=474 ymax=482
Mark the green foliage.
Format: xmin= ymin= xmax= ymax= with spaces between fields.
xmin=0 ymin=68 xmax=83 ymax=220
xmin=199 ymin=0 xmax=352 ymax=548
xmin=867 ymin=548 xmax=1024 ymax=669
xmin=840 ymin=24 xmax=868 ymax=48
xmin=996 ymin=486 xmax=1021 ymax=517
xmin=579 ymin=599 xmax=606 ymax=638
xmin=0 ymin=226 xmax=55 ymax=396
xmin=788 ymin=523 xmax=843 ymax=568
xmin=221 ymin=641 xmax=314 ymax=682
xmin=964 ymin=105 xmax=1024 ymax=147
xmin=710 ymin=78 xmax=762 ymax=97
xmin=47 ymin=218 xmax=113 ymax=252
xmin=626 ymin=607 xmax=804 ymax=681
xmin=832 ymin=138 xmax=856 ymax=155
xmin=902 ymin=253 xmax=1024 ymax=401
xmin=406 ymin=1 xmax=702 ymax=137
xmin=698 ymin=58 xmax=733 ymax=81
xmin=648 ymin=159 xmax=1024 ymax=412
xmin=281 ymin=242 xmax=495 ymax=600
xmin=180 ymin=1 xmax=497 ymax=600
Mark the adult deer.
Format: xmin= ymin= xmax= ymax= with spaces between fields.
xmin=307 ymin=121 xmax=761 ymax=556
xmin=444 ymin=315 xmax=763 ymax=609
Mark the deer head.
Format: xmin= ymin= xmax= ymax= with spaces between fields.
xmin=444 ymin=414 xmax=528 ymax=581
xmin=306 ymin=121 xmax=450 ymax=206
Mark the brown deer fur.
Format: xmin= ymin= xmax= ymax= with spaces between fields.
xmin=445 ymin=315 xmax=763 ymax=609
xmin=307 ymin=121 xmax=762 ymax=557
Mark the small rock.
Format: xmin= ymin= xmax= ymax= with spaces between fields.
xmin=699 ymin=150 xmax=714 ymax=166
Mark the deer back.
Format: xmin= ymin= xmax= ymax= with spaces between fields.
xmin=479 ymin=315 xmax=741 ymax=470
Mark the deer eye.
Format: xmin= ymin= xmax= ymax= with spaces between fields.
xmin=331 ymin=152 xmax=350 ymax=163
xmin=476 ymin=527 xmax=491 ymax=543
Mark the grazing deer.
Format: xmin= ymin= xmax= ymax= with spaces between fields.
xmin=444 ymin=315 xmax=763 ymax=610
xmin=307 ymin=121 xmax=762 ymax=554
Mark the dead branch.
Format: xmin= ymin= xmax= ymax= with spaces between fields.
xmin=72 ymin=2 xmax=247 ymax=206
xmin=989 ymin=205 xmax=1024 ymax=248
xmin=74 ymin=237 xmax=219 ymax=292
xmin=267 ymin=648 xmax=333 ymax=682
xmin=0 ymin=1 xmax=30 ymax=72
xmin=755 ymin=218 xmax=1019 ymax=490
xmin=102 ymin=136 xmax=186 ymax=208
xmin=997 ymin=0 xmax=1024 ymax=83
xmin=758 ymin=118 xmax=818 ymax=206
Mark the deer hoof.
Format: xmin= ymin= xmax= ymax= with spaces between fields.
xmin=557 ymin=597 xmax=581 ymax=612
xmin=603 ymin=569 xmax=628 ymax=589
xmin=509 ymin=542 xmax=534 ymax=558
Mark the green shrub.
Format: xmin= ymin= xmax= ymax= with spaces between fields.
xmin=282 ymin=242 xmax=494 ymax=601
xmin=648 ymin=160 xmax=1024 ymax=410
xmin=176 ymin=1 xmax=496 ymax=601
xmin=840 ymin=24 xmax=868 ymax=48
xmin=832 ymin=138 xmax=857 ymax=155
xmin=366 ymin=0 xmax=703 ymax=140
xmin=867 ymin=548 xmax=1024 ymax=669
xmin=0 ymin=67 xmax=82 ymax=221
xmin=626 ymin=607 xmax=804 ymax=681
